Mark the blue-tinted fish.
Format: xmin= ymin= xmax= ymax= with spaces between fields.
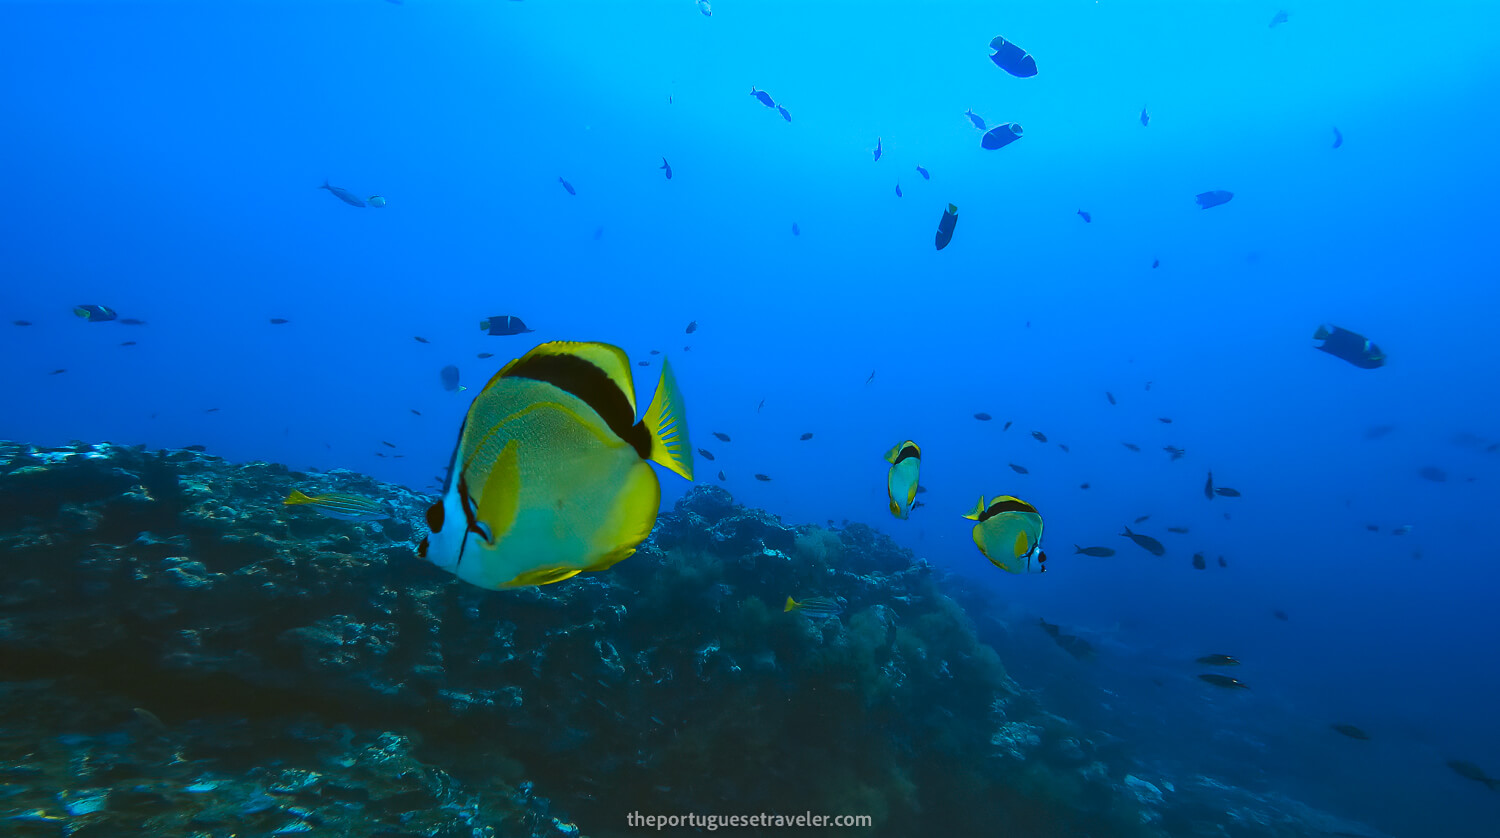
xmin=660 ymin=157 xmax=672 ymax=179
xmin=1074 ymin=545 xmax=1115 ymax=557
xmin=784 ymin=596 xmax=842 ymax=619
xmin=873 ymin=137 xmax=882 ymax=162
xmin=916 ymin=165 xmax=929 ymax=180
xmin=884 ymin=440 xmax=921 ymax=519
xmin=368 ymin=196 xmax=387 ymax=208
xmin=895 ymin=183 xmax=902 ymax=198
xmin=750 ymin=87 xmax=775 ymax=108
xmin=935 ymin=203 xmax=958 ymax=250
xmin=964 ymin=109 xmax=986 ymax=130
xmin=440 ymin=364 xmax=464 ymax=392
xmin=73 ymin=305 xmax=117 ymax=322
xmin=1313 ymin=324 xmax=1385 ymax=369
xmin=964 ymin=495 xmax=1046 ymax=573
xmin=480 ymin=315 xmax=535 ymax=336
xmin=777 ymin=104 xmax=791 ymax=122
xmin=1077 ymin=210 xmax=1091 ymax=223
xmin=1119 ymin=526 xmax=1165 ymax=556
xmin=418 ymin=341 xmax=693 ymax=589
xmin=1269 ymin=10 xmax=1288 ymax=27
xmin=981 ymin=123 xmax=1023 ymax=150
xmin=320 ymin=180 xmax=365 ymax=207
xmin=1140 ymin=106 xmax=1150 ymax=127
xmin=1332 ymin=126 xmax=1343 ymax=149
xmin=558 ymin=177 xmax=576 ymax=195
xmin=1195 ymin=190 xmax=1233 ymax=209
xmin=697 ymin=0 xmax=711 ymax=16
xmin=988 ymin=36 xmax=1038 ymax=78
xmin=791 ymin=222 xmax=800 ymax=236
xmin=284 ymin=490 xmax=390 ymax=521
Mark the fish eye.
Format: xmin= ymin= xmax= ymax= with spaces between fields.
xmin=425 ymin=503 xmax=445 ymax=533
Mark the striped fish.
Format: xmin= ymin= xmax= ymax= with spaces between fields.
xmin=784 ymin=596 xmax=842 ymax=620
xmin=283 ymin=490 xmax=390 ymax=521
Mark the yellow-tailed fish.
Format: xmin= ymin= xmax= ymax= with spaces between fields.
xmin=283 ymin=490 xmax=390 ymax=521
xmin=962 ymin=495 xmax=1047 ymax=573
xmin=884 ymin=440 xmax=921 ymax=519
xmin=784 ymin=595 xmax=842 ymax=619
xmin=418 ymin=341 xmax=692 ymax=589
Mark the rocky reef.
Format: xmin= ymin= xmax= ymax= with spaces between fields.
xmin=0 ymin=440 xmax=1390 ymax=837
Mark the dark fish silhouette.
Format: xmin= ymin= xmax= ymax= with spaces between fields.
xmin=1119 ymin=526 xmax=1165 ymax=556
xmin=935 ymin=203 xmax=958 ymax=250
xmin=660 ymin=158 xmax=672 ymax=179
xmin=981 ymin=123 xmax=1023 ymax=150
xmin=1152 ymin=258 xmax=1160 ymax=268
xmin=480 ymin=315 xmax=534 ymax=336
xmin=1134 ymin=515 xmax=1151 ymax=524
xmin=1122 ymin=442 xmax=1141 ymax=452
xmin=988 ymin=36 xmax=1038 ymax=77
xmin=1205 ymin=471 xmax=1215 ymax=500
xmin=1140 ymin=106 xmax=1150 ymax=127
xmin=754 ymin=474 xmax=772 ymax=481
xmin=1074 ymin=545 xmax=1115 ymax=557
xmin=1031 ymin=431 xmax=1047 ymax=442
xmin=697 ymin=448 xmax=715 ymax=461
xmin=750 ymin=87 xmax=776 ymax=108
xmin=439 ymin=365 xmax=461 ymax=392
xmin=558 ymin=177 xmax=576 ymax=195
xmin=686 ymin=321 xmax=698 ymax=334
xmin=778 ymin=105 xmax=791 ymax=122
xmin=414 ymin=336 xmax=430 ymax=344
xmin=713 ymin=432 xmax=731 ymax=442
xmin=1077 ymin=210 xmax=1091 ymax=223
xmin=916 ymin=165 xmax=929 ymax=180
xmin=895 ymin=183 xmax=902 ymax=198
xmin=270 ymin=318 xmax=289 ymax=324
xmin=873 ymin=137 xmax=882 ymax=161
xmin=1331 ymin=724 xmax=1369 ymax=740
xmin=1332 ymin=126 xmax=1343 ymax=149
xmin=1199 ymin=673 xmax=1249 ymax=689
xmin=320 ymin=180 xmax=365 ymax=207
xmin=717 ymin=470 xmax=726 ymax=481
xmin=791 ymin=222 xmax=800 ymax=236
xmin=1313 ymin=323 xmax=1385 ymax=369
xmin=1106 ymin=391 xmax=1116 ymax=405
xmin=800 ymin=433 xmax=813 ymax=441
xmin=1009 ymin=463 xmax=1028 ymax=474
xmin=1419 ymin=466 xmax=1447 ymax=482
xmin=964 ymin=109 xmax=986 ymax=130
xmin=1196 ymin=655 xmax=1239 ymax=666
xmin=1192 ymin=552 xmax=1206 ymax=570
xmin=477 ymin=352 xmax=494 ymax=359
xmin=1215 ymin=487 xmax=1241 ymax=497
xmin=1195 ymin=190 xmax=1233 ymax=209
xmin=974 ymin=412 xmax=992 ymax=421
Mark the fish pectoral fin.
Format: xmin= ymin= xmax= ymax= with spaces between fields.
xmin=642 ymin=358 xmax=694 ymax=481
xmin=473 ymin=440 xmax=522 ymax=545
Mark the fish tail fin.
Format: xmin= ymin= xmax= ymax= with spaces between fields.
xmin=1313 ymin=324 xmax=1331 ymax=340
xmin=1121 ymin=526 xmax=1133 ymax=536
xmin=1074 ymin=544 xmax=1084 ymax=554
xmin=784 ymin=596 xmax=798 ymax=612
xmin=642 ymin=358 xmax=693 ymax=481
xmin=284 ymin=490 xmax=312 ymax=506
xmin=962 ymin=496 xmax=985 ymax=520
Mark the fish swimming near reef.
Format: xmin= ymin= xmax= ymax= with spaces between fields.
xmin=785 ymin=596 xmax=842 ymax=619
xmin=964 ymin=495 xmax=1047 ymax=573
xmin=1447 ymin=760 xmax=1500 ymax=791
xmin=882 ymin=443 xmax=918 ymax=521
xmin=283 ymin=490 xmax=390 ymax=521
xmin=418 ymin=341 xmax=693 ymax=589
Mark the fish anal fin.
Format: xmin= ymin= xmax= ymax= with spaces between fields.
xmin=503 ymin=566 xmax=582 ymax=587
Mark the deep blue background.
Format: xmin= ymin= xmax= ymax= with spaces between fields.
xmin=3 ymin=2 xmax=1498 ymax=835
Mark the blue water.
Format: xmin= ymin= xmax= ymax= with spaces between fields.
xmin=4 ymin=2 xmax=1499 ymax=835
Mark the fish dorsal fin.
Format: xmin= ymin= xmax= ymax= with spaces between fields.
xmin=642 ymin=358 xmax=693 ymax=481
xmin=884 ymin=442 xmax=903 ymax=464
xmin=489 ymin=341 xmax=638 ymax=414
xmin=963 ymin=496 xmax=985 ymax=520
xmin=990 ymin=495 xmax=1038 ymax=516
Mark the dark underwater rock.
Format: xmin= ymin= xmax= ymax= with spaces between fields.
xmin=0 ymin=440 xmax=1393 ymax=838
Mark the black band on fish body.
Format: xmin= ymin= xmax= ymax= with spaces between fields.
xmin=504 ymin=352 xmax=653 ymax=460
xmin=892 ymin=445 xmax=919 ymax=464
xmin=981 ymin=498 xmax=1037 ymax=520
